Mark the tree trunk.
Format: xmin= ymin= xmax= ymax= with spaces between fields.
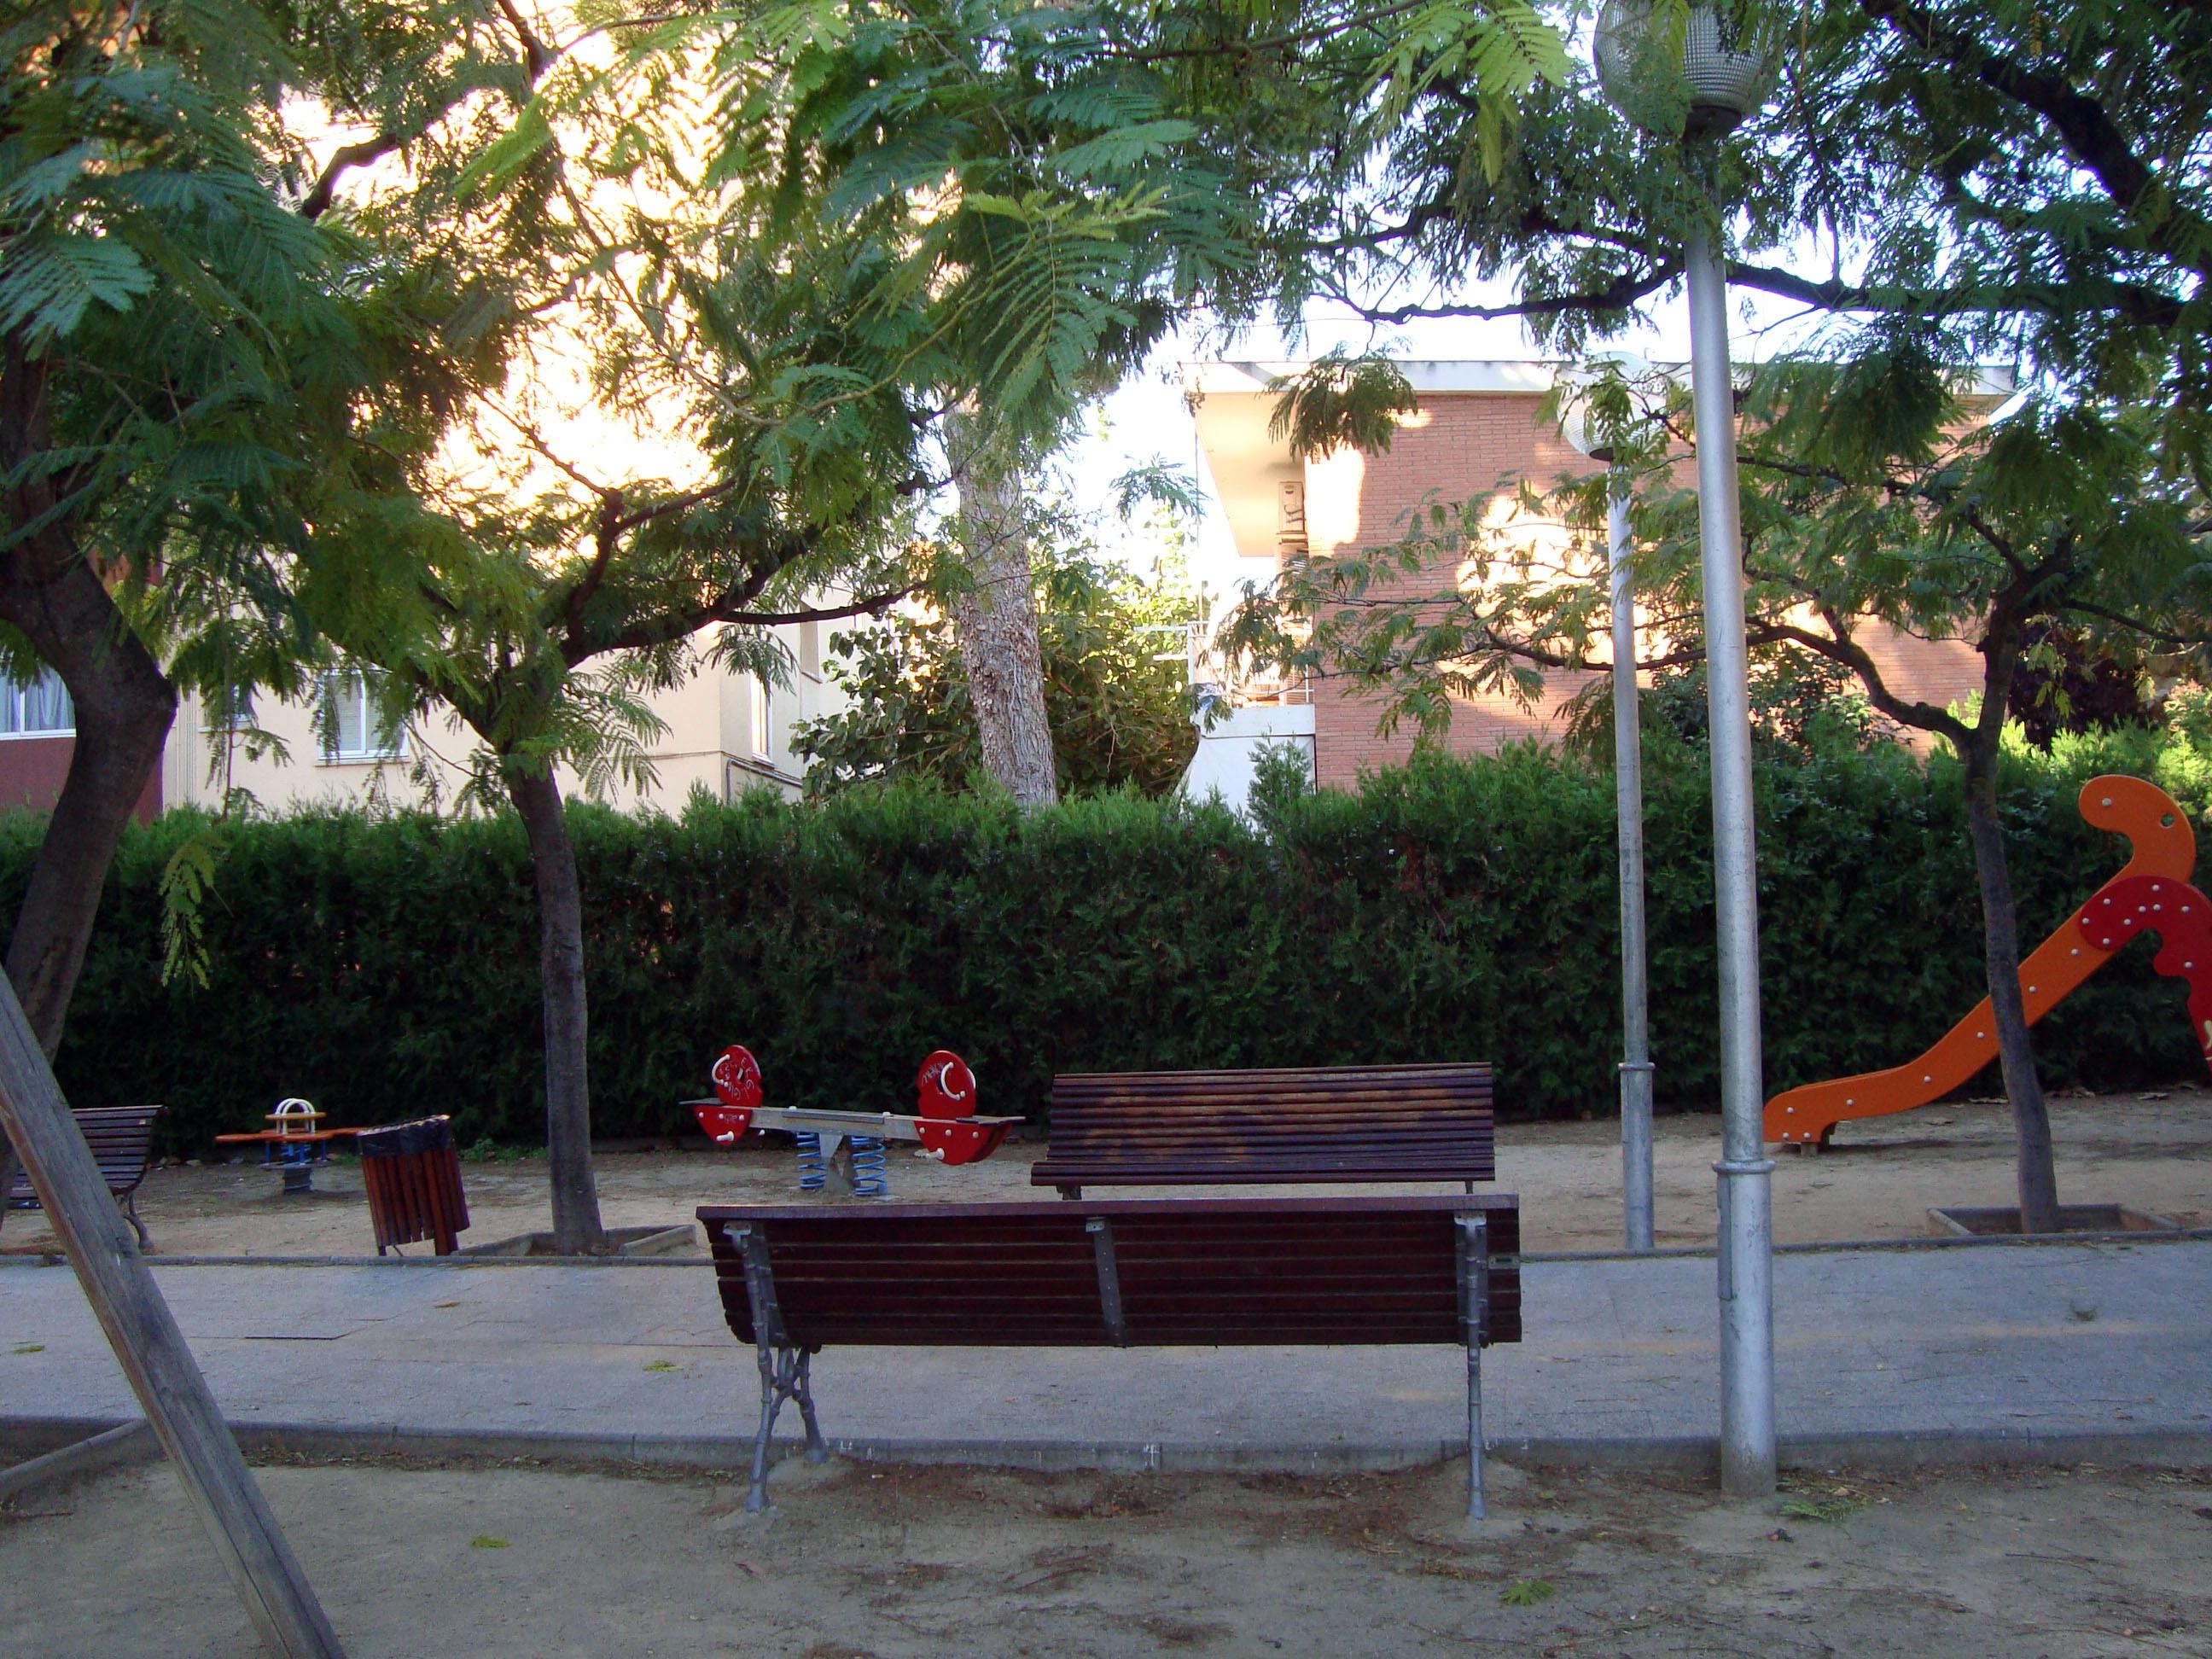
xmin=0 ymin=344 xmax=180 ymax=1230
xmin=0 ymin=561 xmax=177 ymax=1051
xmin=1959 ymin=732 xmax=2063 ymax=1232
xmin=946 ymin=411 xmax=1057 ymax=807
xmin=505 ymin=765 xmax=608 ymax=1254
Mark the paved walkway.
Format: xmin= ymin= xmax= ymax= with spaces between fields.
xmin=3 ymin=1239 xmax=2208 ymax=1473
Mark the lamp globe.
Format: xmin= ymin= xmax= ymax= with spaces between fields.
xmin=1593 ymin=2 xmax=1782 ymax=139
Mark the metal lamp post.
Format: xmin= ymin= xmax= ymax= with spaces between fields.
xmin=1560 ymin=364 xmax=1656 ymax=1254
xmin=1592 ymin=0 xmax=1782 ymax=1498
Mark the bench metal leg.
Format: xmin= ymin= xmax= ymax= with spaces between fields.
xmin=121 ymin=1191 xmax=150 ymax=1253
xmin=746 ymin=1342 xmax=824 ymax=1512
xmin=794 ymin=1351 xmax=828 ymax=1464
xmin=1466 ymin=1342 xmax=1486 ymax=1521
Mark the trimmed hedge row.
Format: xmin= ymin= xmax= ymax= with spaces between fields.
xmin=20 ymin=730 xmax=2212 ymax=1155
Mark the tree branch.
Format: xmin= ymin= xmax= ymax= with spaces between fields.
xmin=1767 ymin=613 xmax=1969 ymax=742
xmin=2061 ymin=598 xmax=2208 ymax=648
xmin=590 ymin=581 xmax=909 ymax=661
xmin=489 ymin=0 xmax=555 ymax=79
xmin=560 ymin=490 xmax=627 ymax=646
xmin=300 ymin=134 xmax=404 ymax=221
xmin=1858 ymin=0 xmax=2212 ymax=273
xmin=1324 ymin=261 xmax=1679 ymax=326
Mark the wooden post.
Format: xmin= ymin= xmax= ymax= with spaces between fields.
xmin=0 ymin=974 xmax=343 ymax=1656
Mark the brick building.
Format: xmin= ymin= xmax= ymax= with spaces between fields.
xmin=1185 ymin=358 xmax=1989 ymax=795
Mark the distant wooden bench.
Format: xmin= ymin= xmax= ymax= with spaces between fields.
xmin=699 ymin=1193 xmax=1522 ymax=1516
xmin=1032 ymin=1062 xmax=1494 ymax=1197
xmin=5 ymin=1104 xmax=163 ymax=1249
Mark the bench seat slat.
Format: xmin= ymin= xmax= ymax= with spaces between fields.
xmin=1051 ymin=1065 xmax=1488 ymax=1086
xmin=1033 ymin=1166 xmax=1496 ymax=1185
xmin=1050 ymin=1087 xmax=1493 ymax=1106
xmin=1037 ymin=1154 xmax=1496 ymax=1167
xmin=1043 ymin=1126 xmax=1494 ymax=1144
xmin=768 ymin=1281 xmax=1477 ymax=1311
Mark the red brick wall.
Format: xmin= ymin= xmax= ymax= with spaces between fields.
xmin=0 ymin=736 xmax=163 ymax=823
xmin=1299 ymin=391 xmax=1981 ymax=789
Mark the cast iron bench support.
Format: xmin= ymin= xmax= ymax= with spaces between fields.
xmin=702 ymin=1194 xmax=1520 ymax=1520
xmin=733 ymin=1224 xmax=827 ymax=1511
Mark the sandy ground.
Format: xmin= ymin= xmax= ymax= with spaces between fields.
xmin=6 ymin=1086 xmax=2207 ymax=1258
xmin=4 ymin=1454 xmax=2210 ymax=1656
xmin=7 ymin=1092 xmax=2212 ymax=1653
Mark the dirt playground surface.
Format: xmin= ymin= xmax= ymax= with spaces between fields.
xmin=6 ymin=1086 xmax=2206 ymax=1258
xmin=5 ymin=1092 xmax=2212 ymax=1653
xmin=5 ymin=1454 xmax=2210 ymax=1656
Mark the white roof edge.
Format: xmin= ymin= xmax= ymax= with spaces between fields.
xmin=1181 ymin=359 xmax=1567 ymax=395
xmin=1181 ymin=359 xmax=2018 ymax=398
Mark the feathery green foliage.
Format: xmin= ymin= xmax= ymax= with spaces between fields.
xmin=614 ymin=0 xmax=1566 ymax=442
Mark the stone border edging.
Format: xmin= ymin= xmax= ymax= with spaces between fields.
xmin=6 ymin=1415 xmax=2208 ymax=1484
xmin=3 ymin=1225 xmax=2207 ymax=1272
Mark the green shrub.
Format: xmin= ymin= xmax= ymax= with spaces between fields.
xmin=24 ymin=729 xmax=2211 ymax=1154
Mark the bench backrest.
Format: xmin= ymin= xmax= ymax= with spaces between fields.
xmin=5 ymin=1105 xmax=162 ymax=1202
xmin=699 ymin=1194 xmax=1520 ymax=1351
xmin=1033 ymin=1063 xmax=1494 ymax=1187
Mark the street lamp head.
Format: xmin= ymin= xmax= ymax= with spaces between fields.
xmin=1558 ymin=354 xmax=1661 ymax=464
xmin=1593 ymin=1 xmax=1782 ymax=139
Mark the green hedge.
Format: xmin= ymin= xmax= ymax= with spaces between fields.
xmin=19 ymin=728 xmax=2212 ymax=1155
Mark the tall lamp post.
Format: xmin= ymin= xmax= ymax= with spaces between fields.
xmin=1561 ymin=363 xmax=1656 ymax=1254
xmin=1592 ymin=0 xmax=1783 ymax=1497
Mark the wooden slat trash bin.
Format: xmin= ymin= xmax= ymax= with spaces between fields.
xmin=357 ymin=1116 xmax=469 ymax=1256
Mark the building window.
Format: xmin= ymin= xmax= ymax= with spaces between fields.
xmin=0 ymin=667 xmax=73 ymax=736
xmin=749 ymin=676 xmax=773 ymax=759
xmin=320 ymin=669 xmax=404 ymax=761
xmin=799 ymin=619 xmax=824 ymax=679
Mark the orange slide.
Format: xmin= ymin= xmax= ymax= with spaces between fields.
xmin=1764 ymin=775 xmax=2199 ymax=1146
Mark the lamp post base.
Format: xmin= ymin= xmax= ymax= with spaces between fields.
xmin=1715 ymin=1154 xmax=1778 ymax=1496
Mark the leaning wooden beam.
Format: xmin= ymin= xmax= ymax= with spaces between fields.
xmin=0 ymin=975 xmax=344 ymax=1656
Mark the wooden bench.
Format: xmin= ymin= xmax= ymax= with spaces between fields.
xmin=5 ymin=1104 xmax=163 ymax=1249
xmin=1032 ymin=1062 xmax=1494 ymax=1197
xmin=699 ymin=1192 xmax=1521 ymax=1516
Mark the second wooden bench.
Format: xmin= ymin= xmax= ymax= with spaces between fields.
xmin=1032 ymin=1062 xmax=1494 ymax=1197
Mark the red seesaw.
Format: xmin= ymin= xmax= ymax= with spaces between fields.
xmin=685 ymin=1045 xmax=1018 ymax=1198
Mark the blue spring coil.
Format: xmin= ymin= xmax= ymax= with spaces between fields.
xmin=850 ymin=1136 xmax=889 ymax=1200
xmin=794 ymin=1132 xmax=827 ymax=1192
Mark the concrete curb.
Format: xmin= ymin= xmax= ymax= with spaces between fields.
xmin=4 ymin=1225 xmax=2211 ymax=1272
xmin=7 ymin=1415 xmax=2209 ymax=1482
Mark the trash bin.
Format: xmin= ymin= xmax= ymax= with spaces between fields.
xmin=357 ymin=1116 xmax=469 ymax=1256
